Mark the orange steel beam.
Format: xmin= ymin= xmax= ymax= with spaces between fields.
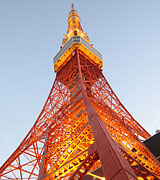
xmin=0 ymin=49 xmax=160 ymax=180
xmin=1 ymin=5 xmax=160 ymax=177
xmin=76 ymin=48 xmax=138 ymax=180
xmin=119 ymin=147 xmax=160 ymax=180
xmin=69 ymin=147 xmax=99 ymax=179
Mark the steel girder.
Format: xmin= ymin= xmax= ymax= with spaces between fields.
xmin=0 ymin=49 xmax=160 ymax=180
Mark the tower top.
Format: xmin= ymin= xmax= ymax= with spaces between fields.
xmin=71 ymin=3 xmax=74 ymax=11
xmin=62 ymin=4 xmax=90 ymax=45
xmin=53 ymin=5 xmax=103 ymax=72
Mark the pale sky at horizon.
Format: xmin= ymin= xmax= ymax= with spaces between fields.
xmin=0 ymin=0 xmax=160 ymax=166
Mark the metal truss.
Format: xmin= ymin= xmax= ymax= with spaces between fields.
xmin=0 ymin=49 xmax=160 ymax=180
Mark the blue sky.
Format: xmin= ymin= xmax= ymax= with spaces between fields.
xmin=0 ymin=0 xmax=160 ymax=166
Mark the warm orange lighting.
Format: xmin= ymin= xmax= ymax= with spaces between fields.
xmin=1 ymin=3 xmax=160 ymax=180
xmin=62 ymin=3 xmax=90 ymax=45
xmin=87 ymin=172 xmax=105 ymax=180
xmin=53 ymin=4 xmax=102 ymax=72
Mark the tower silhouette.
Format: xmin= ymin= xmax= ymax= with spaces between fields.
xmin=0 ymin=4 xmax=160 ymax=180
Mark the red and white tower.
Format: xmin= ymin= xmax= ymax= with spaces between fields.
xmin=0 ymin=4 xmax=160 ymax=180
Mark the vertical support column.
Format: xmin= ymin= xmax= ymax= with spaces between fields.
xmin=38 ymin=131 xmax=49 ymax=180
xmin=76 ymin=49 xmax=138 ymax=180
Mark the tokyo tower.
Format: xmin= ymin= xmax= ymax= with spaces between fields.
xmin=0 ymin=4 xmax=160 ymax=180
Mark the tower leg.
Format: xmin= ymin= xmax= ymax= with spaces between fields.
xmin=76 ymin=49 xmax=138 ymax=180
xmin=38 ymin=131 xmax=48 ymax=180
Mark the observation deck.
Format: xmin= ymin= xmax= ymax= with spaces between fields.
xmin=53 ymin=36 xmax=103 ymax=72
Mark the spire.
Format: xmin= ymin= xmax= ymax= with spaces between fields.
xmin=62 ymin=4 xmax=90 ymax=45
xmin=72 ymin=3 xmax=74 ymax=11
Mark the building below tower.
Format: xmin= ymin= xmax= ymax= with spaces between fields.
xmin=144 ymin=131 xmax=160 ymax=162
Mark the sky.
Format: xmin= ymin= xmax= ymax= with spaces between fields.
xmin=0 ymin=0 xmax=160 ymax=166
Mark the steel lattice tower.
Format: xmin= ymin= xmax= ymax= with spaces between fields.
xmin=0 ymin=4 xmax=160 ymax=180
